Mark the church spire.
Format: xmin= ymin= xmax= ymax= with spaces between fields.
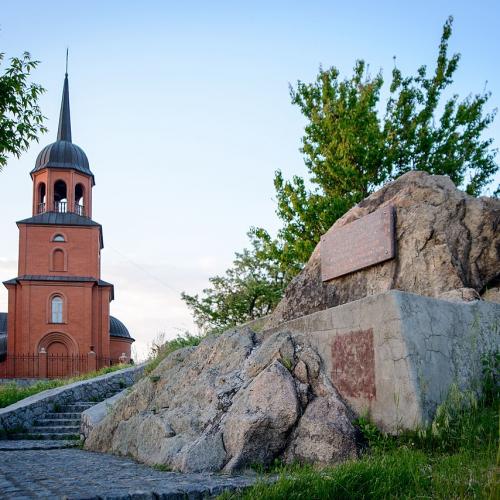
xmin=56 ymin=51 xmax=72 ymax=142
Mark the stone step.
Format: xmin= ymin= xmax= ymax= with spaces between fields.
xmin=28 ymin=425 xmax=80 ymax=434
xmin=44 ymin=412 xmax=81 ymax=420
xmin=0 ymin=439 xmax=79 ymax=450
xmin=57 ymin=403 xmax=94 ymax=412
xmin=34 ymin=419 xmax=81 ymax=427
xmin=9 ymin=432 xmax=80 ymax=440
xmin=59 ymin=401 xmax=96 ymax=407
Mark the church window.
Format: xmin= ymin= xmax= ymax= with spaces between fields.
xmin=53 ymin=234 xmax=65 ymax=242
xmin=51 ymin=296 xmax=63 ymax=323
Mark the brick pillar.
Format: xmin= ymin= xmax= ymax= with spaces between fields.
xmin=39 ymin=348 xmax=48 ymax=379
xmin=87 ymin=350 xmax=97 ymax=373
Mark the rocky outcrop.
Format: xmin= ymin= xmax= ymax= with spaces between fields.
xmin=267 ymin=171 xmax=500 ymax=328
xmin=85 ymin=171 xmax=499 ymax=472
xmin=85 ymin=328 xmax=361 ymax=472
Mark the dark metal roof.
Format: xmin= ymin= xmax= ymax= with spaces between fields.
xmin=3 ymin=276 xmax=114 ymax=300
xmin=17 ymin=211 xmax=100 ymax=227
xmin=16 ymin=212 xmax=104 ymax=249
xmin=30 ymin=73 xmax=95 ymax=182
xmin=5 ymin=275 xmax=105 ymax=282
xmin=32 ymin=141 xmax=93 ymax=179
xmin=110 ymin=316 xmax=134 ymax=341
xmin=58 ymin=72 xmax=72 ymax=142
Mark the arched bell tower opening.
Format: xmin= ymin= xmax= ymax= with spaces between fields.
xmin=37 ymin=183 xmax=46 ymax=214
xmin=75 ymin=183 xmax=85 ymax=216
xmin=54 ymin=180 xmax=68 ymax=213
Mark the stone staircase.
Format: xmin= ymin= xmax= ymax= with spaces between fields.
xmin=0 ymin=365 xmax=144 ymax=451
xmin=11 ymin=402 xmax=95 ymax=441
xmin=4 ymin=390 xmax=123 ymax=449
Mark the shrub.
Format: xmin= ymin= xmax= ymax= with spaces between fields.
xmin=144 ymin=331 xmax=202 ymax=375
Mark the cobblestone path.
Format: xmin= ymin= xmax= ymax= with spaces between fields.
xmin=0 ymin=448 xmax=257 ymax=499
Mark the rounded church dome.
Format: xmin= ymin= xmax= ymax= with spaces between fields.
xmin=32 ymin=140 xmax=93 ymax=178
xmin=110 ymin=316 xmax=134 ymax=341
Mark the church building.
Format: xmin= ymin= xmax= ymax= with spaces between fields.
xmin=0 ymin=70 xmax=134 ymax=378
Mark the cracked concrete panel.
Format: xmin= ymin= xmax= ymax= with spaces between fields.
xmin=396 ymin=292 xmax=500 ymax=424
xmin=271 ymin=290 xmax=500 ymax=433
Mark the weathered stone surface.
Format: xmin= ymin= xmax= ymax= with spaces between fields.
xmin=85 ymin=328 xmax=360 ymax=473
xmin=482 ymin=282 xmax=500 ymax=304
xmin=284 ymin=392 xmax=359 ymax=466
xmin=267 ymin=290 xmax=500 ymax=432
xmin=84 ymin=172 xmax=499 ymax=472
xmin=81 ymin=389 xmax=130 ymax=441
xmin=223 ymin=360 xmax=299 ymax=472
xmin=439 ymin=287 xmax=480 ymax=302
xmin=267 ymin=171 xmax=500 ymax=328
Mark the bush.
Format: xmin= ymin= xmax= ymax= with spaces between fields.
xmin=144 ymin=331 xmax=202 ymax=375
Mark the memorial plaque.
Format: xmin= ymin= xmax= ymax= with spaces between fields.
xmin=321 ymin=205 xmax=395 ymax=281
xmin=331 ymin=329 xmax=376 ymax=400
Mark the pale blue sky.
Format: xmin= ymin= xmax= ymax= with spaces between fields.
xmin=1 ymin=1 xmax=499 ymax=358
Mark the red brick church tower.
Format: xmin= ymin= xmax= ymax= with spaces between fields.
xmin=0 ymin=70 xmax=134 ymax=378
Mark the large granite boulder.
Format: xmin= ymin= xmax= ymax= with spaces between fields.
xmin=267 ymin=171 xmax=500 ymax=328
xmin=85 ymin=171 xmax=499 ymax=472
xmin=85 ymin=328 xmax=361 ymax=472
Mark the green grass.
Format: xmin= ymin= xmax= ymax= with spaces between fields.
xmin=152 ymin=463 xmax=172 ymax=471
xmin=219 ymin=362 xmax=499 ymax=500
xmin=144 ymin=332 xmax=202 ymax=375
xmin=226 ymin=444 xmax=496 ymax=499
xmin=0 ymin=363 xmax=129 ymax=408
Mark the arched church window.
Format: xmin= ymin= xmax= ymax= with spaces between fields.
xmin=51 ymin=296 xmax=63 ymax=323
xmin=54 ymin=180 xmax=67 ymax=213
xmin=37 ymin=183 xmax=46 ymax=213
xmin=52 ymin=248 xmax=65 ymax=272
xmin=74 ymin=183 xmax=85 ymax=216
xmin=52 ymin=234 xmax=65 ymax=242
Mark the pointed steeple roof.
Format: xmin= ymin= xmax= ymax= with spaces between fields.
xmin=57 ymin=73 xmax=72 ymax=142
xmin=31 ymin=65 xmax=94 ymax=183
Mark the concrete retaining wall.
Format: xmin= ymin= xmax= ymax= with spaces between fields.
xmin=0 ymin=364 xmax=144 ymax=434
xmin=268 ymin=290 xmax=499 ymax=432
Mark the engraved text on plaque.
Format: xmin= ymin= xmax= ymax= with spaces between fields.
xmin=321 ymin=205 xmax=395 ymax=281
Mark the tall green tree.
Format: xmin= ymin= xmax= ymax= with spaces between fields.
xmin=0 ymin=52 xmax=46 ymax=171
xmin=252 ymin=16 xmax=498 ymax=276
xmin=183 ymin=17 xmax=499 ymax=333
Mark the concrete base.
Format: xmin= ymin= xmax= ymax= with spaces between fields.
xmin=267 ymin=291 xmax=499 ymax=432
